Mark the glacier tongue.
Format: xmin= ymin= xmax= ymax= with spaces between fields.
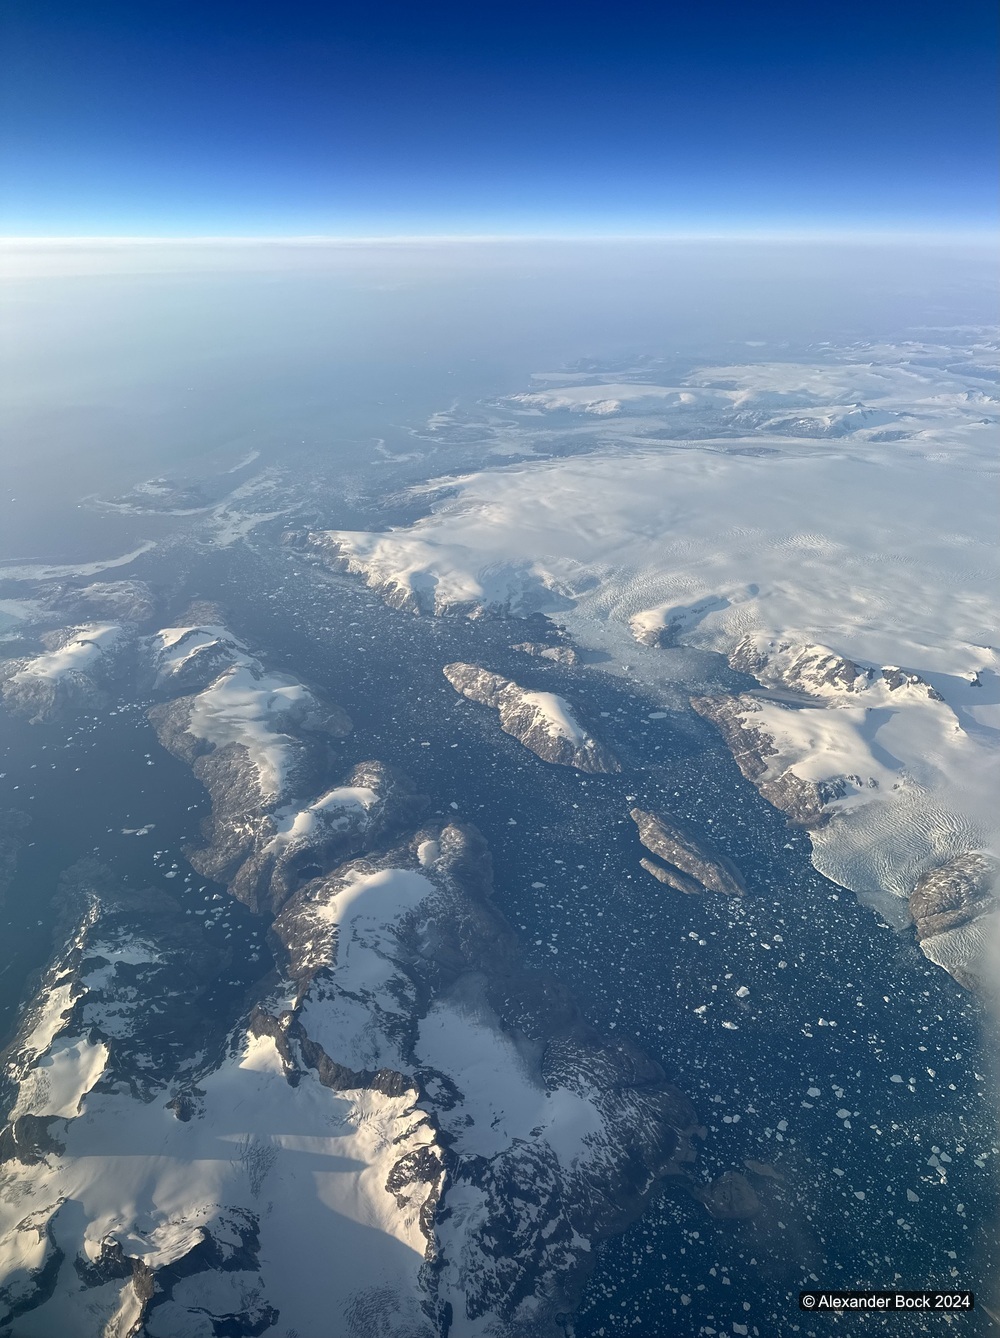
xmin=291 ymin=338 xmax=1000 ymax=990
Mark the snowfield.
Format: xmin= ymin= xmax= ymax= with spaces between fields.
xmin=0 ymin=829 xmax=699 ymax=1337
xmin=310 ymin=337 xmax=1000 ymax=977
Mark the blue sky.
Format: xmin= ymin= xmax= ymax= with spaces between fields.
xmin=1 ymin=0 xmax=996 ymax=237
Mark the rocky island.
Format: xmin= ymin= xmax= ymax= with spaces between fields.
xmin=631 ymin=808 xmax=745 ymax=895
xmin=511 ymin=639 xmax=581 ymax=666
xmin=443 ymin=662 xmax=619 ymax=772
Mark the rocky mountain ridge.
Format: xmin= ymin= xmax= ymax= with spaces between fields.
xmin=692 ymin=637 xmax=998 ymax=993
xmin=0 ymin=624 xmax=135 ymax=724
xmin=0 ymin=622 xmax=729 ymax=1338
xmin=0 ymin=811 xmax=707 ymax=1337
xmin=690 ymin=693 xmax=837 ymax=829
xmin=295 ymin=530 xmax=569 ymax=620
xmin=908 ymin=852 xmax=999 ymax=996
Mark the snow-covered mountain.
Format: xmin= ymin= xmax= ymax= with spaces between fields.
xmin=295 ymin=338 xmax=1000 ymax=993
xmin=0 ymin=625 xmax=135 ymax=723
xmin=2 ymin=330 xmax=997 ymax=1335
xmin=0 ymin=819 xmax=702 ymax=1337
xmin=0 ymin=624 xmax=713 ymax=1337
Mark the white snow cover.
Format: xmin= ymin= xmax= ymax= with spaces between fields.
xmin=0 ymin=543 xmax=155 ymax=583
xmin=311 ymin=866 xmax=431 ymax=996
xmin=150 ymin=626 xmax=335 ymax=803
xmin=509 ymin=383 xmax=723 ymax=416
xmin=0 ymin=844 xmax=679 ymax=1336
xmin=518 ymin=690 xmax=589 ymax=745
xmin=289 ymin=865 xmax=437 ymax=1071
xmin=149 ymin=624 xmax=245 ymax=686
xmin=514 ymin=349 xmax=999 ymax=435
xmin=9 ymin=624 xmax=125 ymax=684
xmin=11 ymin=1036 xmax=109 ymax=1120
xmin=293 ymin=857 xmax=631 ymax=1260
xmin=0 ymin=867 xmax=442 ymax=1338
xmin=313 ymin=531 xmax=571 ymax=616
xmin=296 ymin=863 xmax=607 ymax=1166
xmin=313 ymin=339 xmax=1000 ymax=923
xmin=0 ymin=1029 xmax=438 ymax=1338
xmin=184 ymin=663 xmax=319 ymax=800
xmin=417 ymin=1000 xmax=602 ymax=1161
xmin=268 ymin=784 xmax=378 ymax=848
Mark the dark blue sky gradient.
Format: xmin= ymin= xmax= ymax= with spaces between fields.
xmin=2 ymin=0 xmax=996 ymax=234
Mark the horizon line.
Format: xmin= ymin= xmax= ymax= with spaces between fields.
xmin=1 ymin=227 xmax=996 ymax=247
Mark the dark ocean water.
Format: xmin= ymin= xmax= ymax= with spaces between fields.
xmin=0 ymin=691 xmax=270 ymax=1045
xmin=0 ymin=532 xmax=995 ymax=1336
xmin=218 ymin=540 xmax=998 ymax=1338
xmin=2 ymin=250 xmax=998 ymax=1335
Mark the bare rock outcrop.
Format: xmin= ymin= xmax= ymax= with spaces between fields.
xmin=693 ymin=1171 xmax=762 ymax=1219
xmin=148 ymin=643 xmax=353 ymax=913
xmin=444 ymin=662 xmax=619 ymax=773
xmin=230 ymin=760 xmax=428 ymax=913
xmin=512 ymin=640 xmax=581 ymax=666
xmin=909 ymin=853 xmax=999 ymax=994
xmin=728 ymin=633 xmax=945 ymax=704
xmin=0 ymin=624 xmax=134 ymax=723
xmin=691 ymin=694 xmax=835 ymax=828
xmin=631 ymin=808 xmax=745 ymax=895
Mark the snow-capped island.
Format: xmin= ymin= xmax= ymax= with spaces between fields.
xmin=443 ymin=662 xmax=619 ymax=773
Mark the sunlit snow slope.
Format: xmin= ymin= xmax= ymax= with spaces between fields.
xmin=309 ymin=334 xmax=1000 ymax=987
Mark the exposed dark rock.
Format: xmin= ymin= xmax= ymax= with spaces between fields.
xmin=45 ymin=580 xmax=156 ymax=624
xmin=270 ymin=821 xmax=700 ymax=1333
xmin=909 ymin=852 xmax=999 ymax=992
xmin=0 ymin=1209 xmax=65 ymax=1328
xmin=443 ymin=662 xmax=619 ymax=772
xmin=881 ymin=665 xmax=944 ymax=700
xmin=728 ymin=634 xmax=944 ymax=704
xmin=149 ymin=669 xmax=354 ymax=914
xmin=727 ymin=636 xmax=770 ymax=677
xmin=691 ymin=694 xmax=835 ymax=828
xmin=694 ymin=1170 xmax=762 ymax=1219
xmin=729 ymin=635 xmax=864 ymax=692
xmin=0 ymin=860 xmax=230 ymax=1117
xmin=231 ymin=760 xmax=428 ymax=915
xmin=147 ymin=625 xmax=247 ymax=696
xmin=631 ymin=808 xmax=745 ymax=895
xmin=0 ymin=624 xmax=135 ymax=723
xmin=512 ymin=641 xmax=581 ymax=666
xmin=640 ymin=855 xmax=703 ymax=894
xmin=910 ymin=853 xmax=997 ymax=943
